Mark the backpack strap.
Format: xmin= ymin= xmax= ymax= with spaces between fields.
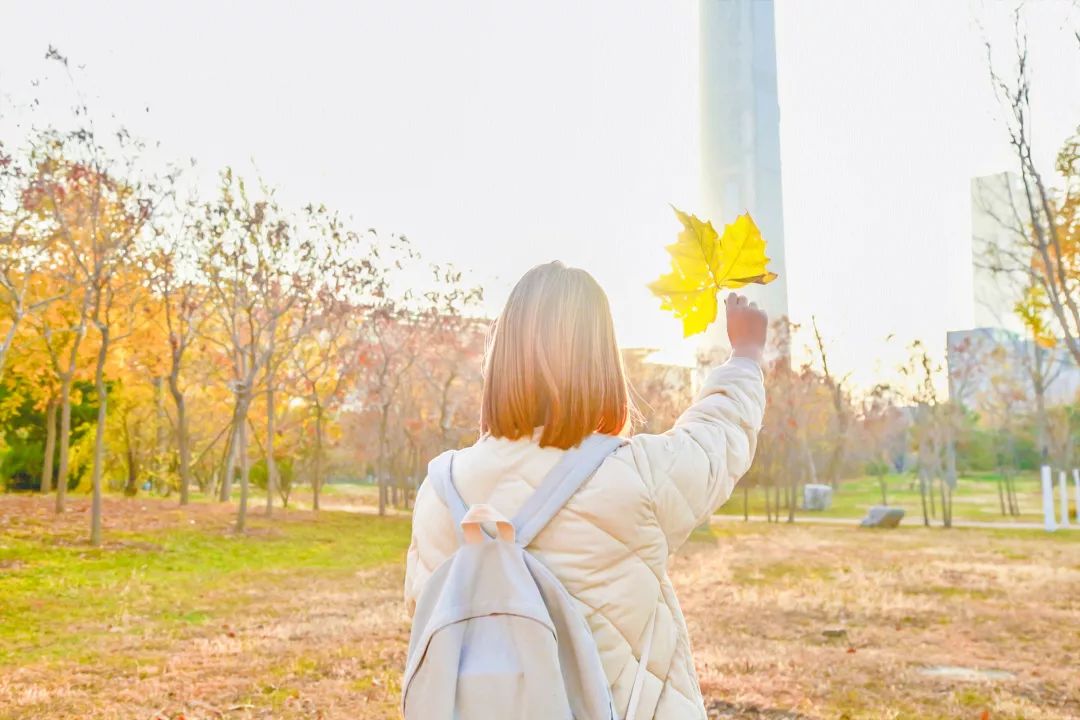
xmin=427 ymin=450 xmax=467 ymax=543
xmin=512 ymin=433 xmax=624 ymax=547
xmin=427 ymin=434 xmax=624 ymax=547
xmin=624 ymin=605 xmax=657 ymax=720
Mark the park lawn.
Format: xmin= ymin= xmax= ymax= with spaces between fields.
xmin=681 ymin=521 xmax=1079 ymax=719
xmin=0 ymin=496 xmax=410 ymax=689
xmin=289 ymin=482 xmax=383 ymax=511
xmin=2 ymin=494 xmax=1079 ymax=719
xmin=716 ymin=472 xmax=1051 ymax=524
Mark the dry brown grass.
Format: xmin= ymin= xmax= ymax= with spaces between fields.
xmin=1 ymin=498 xmax=1078 ymax=719
xmin=1 ymin=565 xmax=410 ymax=719
xmin=682 ymin=523 xmax=1080 ymax=719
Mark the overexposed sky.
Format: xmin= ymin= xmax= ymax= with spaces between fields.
xmin=1 ymin=0 xmax=1078 ymax=389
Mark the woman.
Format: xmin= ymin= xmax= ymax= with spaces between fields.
xmin=405 ymin=261 xmax=767 ymax=719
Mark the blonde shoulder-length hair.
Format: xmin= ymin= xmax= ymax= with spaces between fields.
xmin=481 ymin=261 xmax=634 ymax=450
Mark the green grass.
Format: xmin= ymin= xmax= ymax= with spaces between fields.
xmin=731 ymin=558 xmax=835 ymax=586
xmin=0 ymin=509 xmax=411 ymax=666
xmin=717 ymin=471 xmax=1052 ymax=523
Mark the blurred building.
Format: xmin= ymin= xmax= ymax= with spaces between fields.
xmin=946 ymin=328 xmax=1080 ymax=411
xmin=699 ymin=0 xmax=789 ymax=337
xmin=970 ymin=172 xmax=1027 ymax=333
xmin=946 ymin=172 xmax=1080 ymax=412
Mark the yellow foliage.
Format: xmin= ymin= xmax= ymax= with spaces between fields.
xmin=648 ymin=207 xmax=777 ymax=337
xmin=1014 ymin=283 xmax=1056 ymax=349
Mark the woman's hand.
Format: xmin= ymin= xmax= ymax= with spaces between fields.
xmin=725 ymin=292 xmax=768 ymax=364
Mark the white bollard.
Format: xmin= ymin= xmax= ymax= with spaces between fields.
xmin=1060 ymin=471 xmax=1071 ymax=527
xmin=1041 ymin=465 xmax=1057 ymax=532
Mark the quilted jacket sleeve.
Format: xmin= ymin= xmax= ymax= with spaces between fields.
xmin=627 ymin=356 xmax=766 ymax=554
xmin=404 ymin=479 xmax=458 ymax=614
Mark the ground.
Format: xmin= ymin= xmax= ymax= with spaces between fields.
xmin=1 ymin=493 xmax=1078 ymax=720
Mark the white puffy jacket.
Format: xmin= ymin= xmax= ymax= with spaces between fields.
xmin=404 ymin=357 xmax=766 ymax=719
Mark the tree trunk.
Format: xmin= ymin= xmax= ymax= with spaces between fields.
xmin=124 ymin=445 xmax=138 ymax=496
xmin=947 ymin=483 xmax=954 ymax=527
xmin=121 ymin=408 xmax=137 ymax=497
xmin=235 ymin=396 xmax=251 ymax=532
xmin=169 ymin=371 xmax=192 ymax=506
xmin=90 ymin=329 xmax=110 ymax=547
xmin=1003 ymin=467 xmax=1013 ymax=516
xmin=312 ymin=403 xmax=324 ymax=512
xmin=1034 ymin=375 xmax=1050 ymax=462
xmin=787 ymin=474 xmax=796 ymax=524
xmin=928 ymin=472 xmax=937 ymax=518
xmin=742 ymin=483 xmax=749 ymax=522
xmin=944 ymin=427 xmax=958 ymax=494
xmin=997 ymin=466 xmax=1007 ymax=516
xmin=803 ymin=440 xmax=818 ymax=486
xmin=40 ymin=397 xmax=57 ymax=493
xmin=405 ymin=444 xmax=419 ymax=511
xmin=1005 ymin=434 xmax=1019 ymax=516
xmin=918 ymin=470 xmax=930 ymax=527
xmin=939 ymin=478 xmax=952 ymax=529
xmin=764 ymin=483 xmax=772 ymax=522
xmin=825 ymin=437 xmax=845 ymax=490
xmin=55 ymin=377 xmax=74 ymax=514
xmin=153 ymin=376 xmax=167 ymax=491
xmin=265 ymin=386 xmax=277 ymax=517
xmin=219 ymin=419 xmax=237 ymax=502
xmin=377 ymin=406 xmax=389 ymax=516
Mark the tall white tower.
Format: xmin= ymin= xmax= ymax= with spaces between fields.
xmin=699 ymin=0 xmax=789 ymax=328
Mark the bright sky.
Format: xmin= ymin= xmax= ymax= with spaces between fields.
xmin=2 ymin=0 xmax=1078 ymax=390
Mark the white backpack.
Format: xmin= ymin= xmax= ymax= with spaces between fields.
xmin=401 ymin=434 xmax=656 ymax=720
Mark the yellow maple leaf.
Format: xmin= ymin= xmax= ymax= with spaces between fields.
xmin=647 ymin=207 xmax=777 ymax=337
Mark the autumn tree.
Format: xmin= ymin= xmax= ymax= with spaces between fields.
xmin=623 ymin=349 xmax=692 ymax=435
xmin=1046 ymin=404 xmax=1079 ymax=476
xmin=143 ymin=193 xmax=210 ymax=505
xmin=256 ymin=206 xmax=376 ymax=517
xmin=282 ymin=221 xmax=379 ymax=510
xmin=811 ymin=317 xmax=852 ymax=489
xmin=0 ymin=141 xmax=63 ymax=493
xmin=26 ymin=124 xmax=163 ymax=544
xmin=901 ymin=342 xmax=956 ymax=528
xmin=414 ymin=268 xmax=485 ymax=448
xmin=857 ymin=383 xmax=906 ymax=506
xmin=21 ymin=152 xmax=96 ymax=515
xmin=199 ymin=171 xmax=334 ymax=530
xmin=741 ymin=318 xmax=830 ymax=523
xmin=0 ymin=139 xmax=60 ymax=380
xmin=1013 ymin=282 xmax=1067 ymax=461
xmin=978 ymin=345 xmax=1028 ymax=516
xmin=359 ymin=257 xmax=482 ymax=515
xmin=982 ymin=14 xmax=1080 ymax=369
